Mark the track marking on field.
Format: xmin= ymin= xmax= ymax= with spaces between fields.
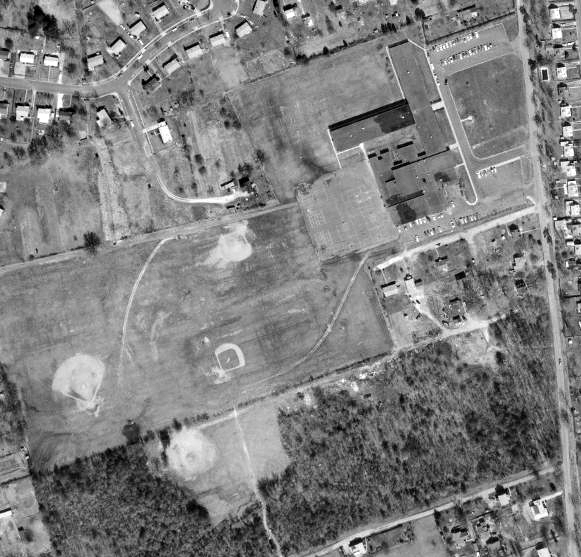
xmin=240 ymin=254 xmax=369 ymax=395
xmin=117 ymin=237 xmax=175 ymax=384
xmin=233 ymin=406 xmax=283 ymax=557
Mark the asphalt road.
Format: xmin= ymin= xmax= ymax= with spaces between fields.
xmin=517 ymin=1 xmax=581 ymax=556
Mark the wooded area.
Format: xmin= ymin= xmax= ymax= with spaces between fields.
xmin=33 ymin=445 xmax=274 ymax=557
xmin=259 ymin=308 xmax=558 ymax=554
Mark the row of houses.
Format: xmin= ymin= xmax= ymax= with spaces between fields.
xmin=0 ymin=48 xmax=59 ymax=67
xmin=545 ymin=0 xmax=581 ymax=258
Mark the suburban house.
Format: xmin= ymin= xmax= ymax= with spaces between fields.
xmin=209 ymin=32 xmax=228 ymax=48
xmin=129 ymin=19 xmax=147 ymax=38
xmin=152 ymin=3 xmax=170 ymax=20
xmin=253 ymin=0 xmax=268 ymax=16
xmin=87 ymin=52 xmax=105 ymax=72
xmin=235 ymin=20 xmax=253 ymax=38
xmin=36 ymin=107 xmax=52 ymax=125
xmin=184 ymin=42 xmax=203 ymax=59
xmin=109 ymin=37 xmax=127 ymax=56
xmin=18 ymin=51 xmax=35 ymax=65
xmin=43 ymin=54 xmax=59 ymax=67
xmin=15 ymin=104 xmax=30 ymax=121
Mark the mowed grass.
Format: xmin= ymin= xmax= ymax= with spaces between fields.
xmin=229 ymin=40 xmax=402 ymax=201
xmin=449 ymin=54 xmax=527 ymax=158
xmin=0 ymin=205 xmax=390 ymax=467
xmin=373 ymin=517 xmax=447 ymax=557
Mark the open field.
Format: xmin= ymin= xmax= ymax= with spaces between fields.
xmin=0 ymin=205 xmax=390 ymax=468
xmin=229 ymin=40 xmax=402 ymax=201
xmin=372 ymin=517 xmax=447 ymax=557
xmin=0 ymin=139 xmax=103 ymax=265
xmin=449 ymin=54 xmax=527 ymax=158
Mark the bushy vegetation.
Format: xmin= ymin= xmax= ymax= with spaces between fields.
xmin=260 ymin=308 xmax=558 ymax=554
xmin=0 ymin=363 xmax=26 ymax=447
xmin=27 ymin=5 xmax=59 ymax=40
xmin=34 ymin=444 xmax=274 ymax=557
xmin=28 ymin=120 xmax=75 ymax=160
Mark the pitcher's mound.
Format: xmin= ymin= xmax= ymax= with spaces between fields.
xmin=166 ymin=428 xmax=217 ymax=480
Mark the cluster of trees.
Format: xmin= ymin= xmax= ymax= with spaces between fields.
xmin=0 ymin=363 xmax=26 ymax=447
xmin=27 ymin=5 xmax=59 ymax=40
xmin=28 ymin=120 xmax=75 ymax=160
xmin=259 ymin=311 xmax=558 ymax=554
xmin=33 ymin=444 xmax=274 ymax=557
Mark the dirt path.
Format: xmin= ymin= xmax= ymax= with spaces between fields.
xmin=117 ymin=237 xmax=175 ymax=383
xmin=233 ymin=407 xmax=284 ymax=557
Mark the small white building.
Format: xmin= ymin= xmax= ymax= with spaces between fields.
xmin=109 ymin=37 xmax=127 ymax=56
xmin=0 ymin=102 xmax=8 ymax=119
xmin=556 ymin=66 xmax=568 ymax=80
xmin=129 ymin=19 xmax=147 ymax=38
xmin=552 ymin=26 xmax=563 ymax=40
xmin=536 ymin=547 xmax=551 ymax=557
xmin=37 ymin=107 xmax=52 ymax=125
xmin=0 ymin=508 xmax=12 ymax=520
xmin=568 ymin=181 xmax=579 ymax=197
xmin=19 ymin=51 xmax=35 ymax=65
xmin=184 ymin=42 xmax=203 ymax=59
xmin=209 ymin=32 xmax=228 ymax=48
xmin=159 ymin=121 xmax=172 ymax=143
xmin=235 ymin=20 xmax=253 ymax=38
xmin=43 ymin=54 xmax=59 ymax=67
xmin=15 ymin=104 xmax=30 ymax=121
xmin=550 ymin=6 xmax=561 ymax=20
xmin=152 ymin=3 xmax=170 ymax=21
xmin=253 ymin=0 xmax=268 ymax=16
xmin=87 ymin=52 xmax=105 ymax=72
xmin=563 ymin=143 xmax=575 ymax=158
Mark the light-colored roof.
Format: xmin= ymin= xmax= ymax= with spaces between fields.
xmin=37 ymin=107 xmax=52 ymax=125
xmin=152 ymin=3 xmax=169 ymax=19
xmin=87 ymin=52 xmax=105 ymax=71
xmin=163 ymin=57 xmax=181 ymax=74
xmin=253 ymin=0 xmax=267 ymax=16
xmin=15 ymin=105 xmax=30 ymax=120
xmin=129 ymin=19 xmax=147 ymax=36
xmin=19 ymin=51 xmax=35 ymax=65
xmin=184 ymin=42 xmax=203 ymax=59
xmin=109 ymin=37 xmax=127 ymax=56
xmin=209 ymin=32 xmax=227 ymax=47
xmin=159 ymin=121 xmax=172 ymax=143
xmin=43 ymin=54 xmax=59 ymax=67
xmin=235 ymin=21 xmax=253 ymax=38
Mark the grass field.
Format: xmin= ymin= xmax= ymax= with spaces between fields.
xmin=0 ymin=139 xmax=103 ymax=264
xmin=0 ymin=205 xmax=390 ymax=468
xmin=228 ymin=40 xmax=402 ymax=201
xmin=449 ymin=54 xmax=527 ymax=158
xmin=372 ymin=517 xmax=447 ymax=557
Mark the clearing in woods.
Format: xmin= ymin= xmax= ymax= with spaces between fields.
xmin=0 ymin=205 xmax=390 ymax=468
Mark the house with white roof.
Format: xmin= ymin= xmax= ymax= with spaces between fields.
xmin=253 ymin=0 xmax=267 ymax=16
xmin=15 ymin=104 xmax=30 ymax=121
xmin=36 ymin=107 xmax=52 ymax=125
xmin=129 ymin=19 xmax=147 ymax=38
xmin=184 ymin=42 xmax=203 ymax=59
xmin=209 ymin=32 xmax=228 ymax=48
xmin=235 ymin=20 xmax=253 ymax=38
xmin=152 ymin=3 xmax=170 ymax=21
xmin=43 ymin=54 xmax=59 ymax=67
xmin=19 ymin=51 xmax=35 ymax=65
xmin=109 ymin=37 xmax=127 ymax=56
xmin=87 ymin=52 xmax=105 ymax=72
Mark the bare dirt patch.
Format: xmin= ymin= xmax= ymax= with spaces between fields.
xmin=205 ymin=221 xmax=253 ymax=267
xmin=166 ymin=428 xmax=217 ymax=481
xmin=96 ymin=0 xmax=123 ymax=25
xmin=52 ymin=354 xmax=105 ymax=414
